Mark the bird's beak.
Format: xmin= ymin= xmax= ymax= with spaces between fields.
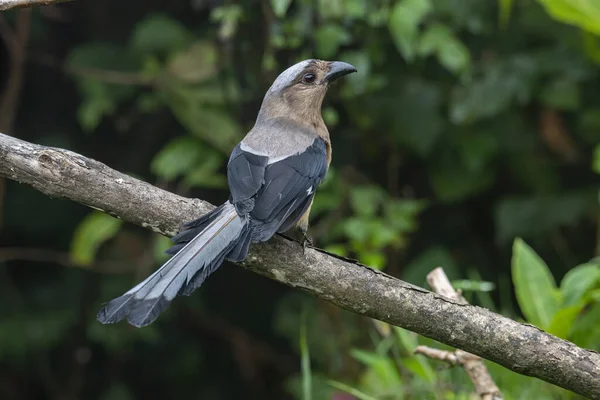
xmin=324 ymin=61 xmax=357 ymax=83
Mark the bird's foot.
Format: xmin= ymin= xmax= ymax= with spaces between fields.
xmin=301 ymin=232 xmax=313 ymax=257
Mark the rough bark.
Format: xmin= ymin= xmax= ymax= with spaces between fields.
xmin=1 ymin=132 xmax=599 ymax=399
xmin=0 ymin=0 xmax=71 ymax=11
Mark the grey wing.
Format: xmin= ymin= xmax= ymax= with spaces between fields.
xmin=227 ymin=144 xmax=269 ymax=215
xmin=249 ymin=138 xmax=328 ymax=241
xmin=226 ymin=138 xmax=328 ymax=242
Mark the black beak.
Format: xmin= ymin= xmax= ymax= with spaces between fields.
xmin=324 ymin=61 xmax=357 ymax=83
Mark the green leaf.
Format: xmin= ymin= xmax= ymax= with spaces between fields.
xmin=388 ymin=0 xmax=432 ymax=61
xmin=546 ymin=305 xmax=585 ymax=339
xmin=130 ymin=14 xmax=192 ymax=54
xmin=163 ymin=87 xmax=242 ymax=154
xmin=271 ymin=0 xmax=293 ymax=18
xmin=70 ymin=212 xmax=123 ymax=266
xmin=350 ymin=349 xmax=402 ymax=387
xmin=328 ymin=381 xmax=377 ymax=400
xmin=560 ymin=263 xmax=600 ymax=306
xmin=511 ymin=238 xmax=561 ymax=328
xmin=150 ymin=136 xmax=204 ymax=181
xmin=536 ymin=0 xmax=600 ymax=35
xmin=570 ymin=303 xmax=600 ymax=348
xmin=418 ymin=23 xmax=471 ymax=74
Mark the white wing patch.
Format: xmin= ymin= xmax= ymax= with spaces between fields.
xmin=306 ymin=186 xmax=313 ymax=196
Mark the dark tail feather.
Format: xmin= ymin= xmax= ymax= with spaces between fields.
xmin=97 ymin=202 xmax=247 ymax=328
xmin=164 ymin=203 xmax=227 ymax=256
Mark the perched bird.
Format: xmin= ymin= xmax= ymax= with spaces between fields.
xmin=97 ymin=59 xmax=356 ymax=327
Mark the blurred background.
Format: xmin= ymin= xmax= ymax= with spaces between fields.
xmin=1 ymin=0 xmax=599 ymax=399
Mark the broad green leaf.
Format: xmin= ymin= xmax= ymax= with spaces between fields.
xmin=536 ymin=0 xmax=600 ymax=35
xmin=560 ymin=263 xmax=600 ymax=306
xmin=271 ymin=0 xmax=293 ymax=18
xmin=70 ymin=211 xmax=123 ymax=266
xmin=130 ymin=14 xmax=192 ymax=54
xmin=546 ymin=305 xmax=585 ymax=339
xmin=150 ymin=136 xmax=205 ymax=181
xmin=511 ymin=238 xmax=561 ymax=328
xmin=570 ymin=303 xmax=600 ymax=349
xmin=388 ymin=0 xmax=432 ymax=61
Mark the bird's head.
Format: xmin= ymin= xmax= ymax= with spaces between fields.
xmin=258 ymin=59 xmax=356 ymax=123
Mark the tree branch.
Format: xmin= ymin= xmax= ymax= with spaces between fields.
xmin=417 ymin=267 xmax=503 ymax=400
xmin=0 ymin=132 xmax=599 ymax=399
xmin=0 ymin=0 xmax=72 ymax=11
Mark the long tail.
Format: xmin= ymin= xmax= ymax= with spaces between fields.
xmin=97 ymin=202 xmax=250 ymax=328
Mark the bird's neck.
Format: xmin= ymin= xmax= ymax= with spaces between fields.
xmin=257 ymin=94 xmax=330 ymax=143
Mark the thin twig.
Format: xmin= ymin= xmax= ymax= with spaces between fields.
xmin=418 ymin=267 xmax=503 ymax=400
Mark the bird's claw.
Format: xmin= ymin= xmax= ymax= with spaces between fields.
xmin=301 ymin=232 xmax=313 ymax=257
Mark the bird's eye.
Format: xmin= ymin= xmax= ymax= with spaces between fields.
xmin=302 ymin=73 xmax=316 ymax=84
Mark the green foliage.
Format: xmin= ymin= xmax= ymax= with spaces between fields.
xmin=317 ymin=181 xmax=427 ymax=269
xmin=150 ymin=136 xmax=226 ymax=188
xmin=130 ymin=14 xmax=192 ymax=54
xmin=6 ymin=0 xmax=600 ymax=399
xmin=70 ymin=211 xmax=123 ymax=266
xmin=511 ymin=238 xmax=600 ymax=343
xmin=511 ymin=238 xmax=560 ymax=328
xmin=535 ymin=0 xmax=600 ymax=35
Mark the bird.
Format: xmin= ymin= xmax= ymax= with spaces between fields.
xmin=96 ymin=59 xmax=357 ymax=328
